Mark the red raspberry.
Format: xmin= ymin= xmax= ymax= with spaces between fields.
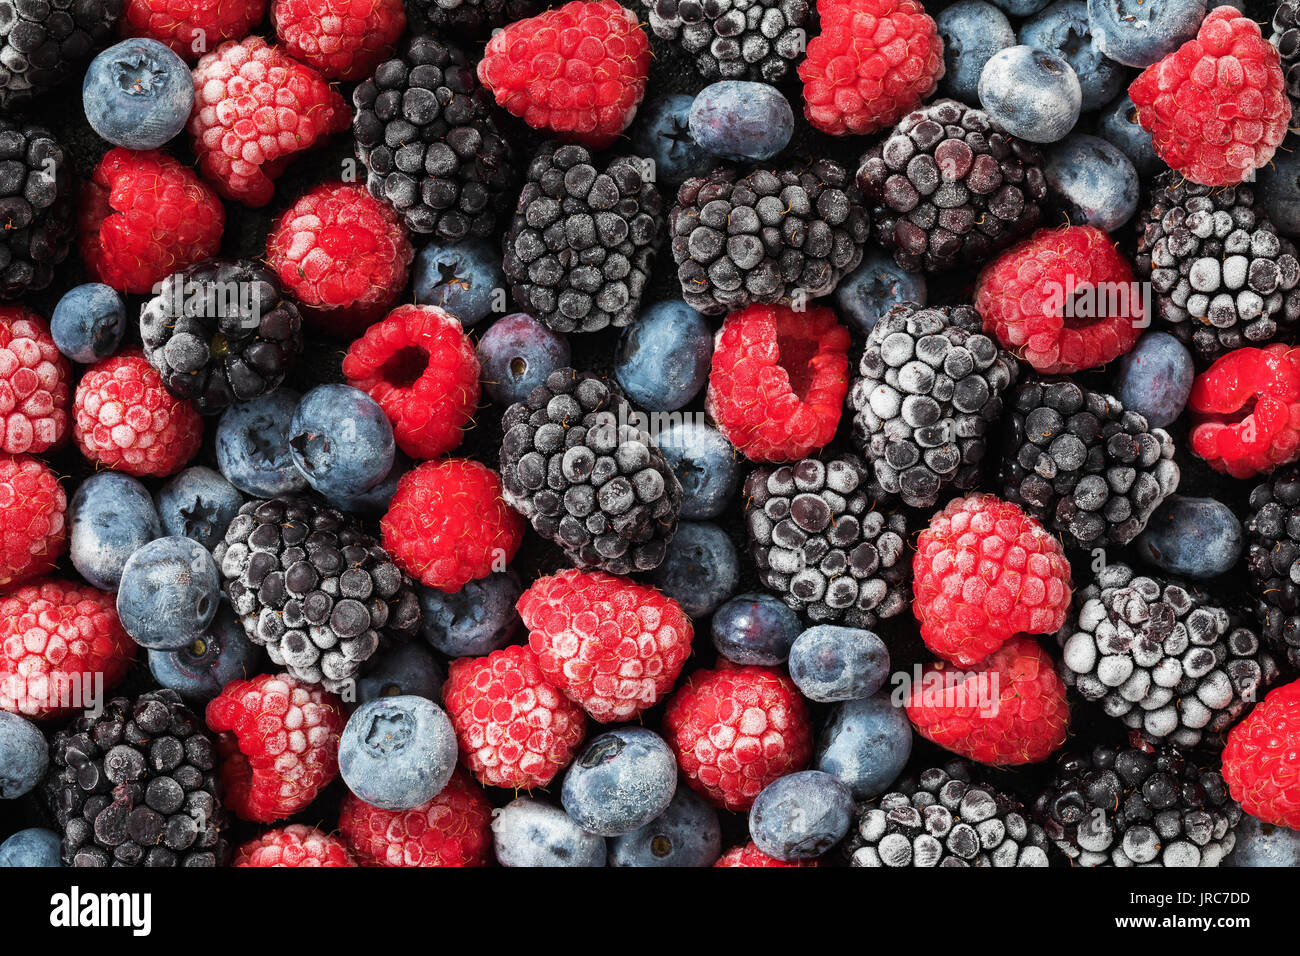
xmin=205 ymin=672 xmax=346 ymax=823
xmin=78 ymin=148 xmax=226 ymax=295
xmin=798 ymin=0 xmax=944 ymax=136
xmin=1130 ymin=6 xmax=1289 ymax=187
xmin=266 ymin=181 xmax=413 ymax=335
xmin=1188 ymin=344 xmax=1300 ymax=478
xmin=443 ymin=643 xmax=588 ymax=790
xmin=705 ymin=303 xmax=850 ymax=463
xmin=120 ymin=0 xmax=269 ymax=60
xmin=0 ymin=578 xmax=134 ymax=720
xmin=188 ymin=37 xmax=350 ymax=207
xmin=1221 ymin=679 xmax=1300 ymax=828
xmin=715 ymin=842 xmax=819 ymax=867
xmin=0 ymin=306 xmax=69 ymax=456
xmin=517 ymin=568 xmax=693 ymax=722
xmin=477 ymin=0 xmax=650 ymax=150
xmin=272 ymin=0 xmax=406 ymax=81
xmin=381 ymin=458 xmax=525 ymax=592
xmin=663 ymin=664 xmax=813 ymax=811
xmin=338 ymin=768 xmax=493 ymax=867
xmin=341 ymin=305 xmax=479 ymax=460
xmin=0 ymin=455 xmax=66 ymax=590
xmin=73 ymin=349 xmax=203 ymax=478
xmin=233 ymin=825 xmax=355 ymax=867
xmin=974 ymin=225 xmax=1143 ymax=375
xmin=905 ymin=635 xmax=1069 ymax=765
xmin=912 ymin=493 xmax=1072 ymax=667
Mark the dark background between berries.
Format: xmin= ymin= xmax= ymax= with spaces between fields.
xmin=0 ymin=0 xmax=1284 ymax=860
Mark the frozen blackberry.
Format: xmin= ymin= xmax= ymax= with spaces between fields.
xmin=1058 ymin=562 xmax=1277 ymax=748
xmin=1000 ymin=377 xmax=1179 ymax=550
xmin=1246 ymin=465 xmax=1300 ymax=668
xmin=44 ymin=689 xmax=228 ymax=867
xmin=1035 ymin=744 xmax=1241 ymax=867
xmin=669 ymin=159 xmax=869 ymax=315
xmin=215 ymin=496 xmax=421 ymax=692
xmin=743 ymin=454 xmax=908 ymax=628
xmin=139 ymin=259 xmax=303 ymax=415
xmin=0 ymin=118 xmax=75 ymax=297
xmin=640 ymin=0 xmax=810 ymax=83
xmin=1272 ymin=0 xmax=1300 ymax=118
xmin=504 ymin=142 xmax=663 ymax=334
xmin=0 ymin=0 xmax=122 ymax=109
xmin=848 ymin=304 xmax=1018 ymax=509
xmin=1134 ymin=173 xmax=1300 ymax=363
xmin=856 ymin=98 xmax=1047 ymax=275
xmin=409 ymin=0 xmax=540 ymax=37
xmin=500 ymin=369 xmax=682 ymax=574
xmin=353 ymin=34 xmax=513 ymax=240
xmin=843 ymin=761 xmax=1051 ymax=867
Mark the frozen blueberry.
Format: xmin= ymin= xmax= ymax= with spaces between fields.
xmin=787 ymin=625 xmax=890 ymax=702
xmin=936 ymin=1 xmax=1016 ymax=103
xmin=413 ymin=239 xmax=505 ymax=328
xmin=1136 ymin=496 xmax=1243 ymax=580
xmin=492 ymin=798 xmax=607 ymax=867
xmin=646 ymin=521 xmax=739 ymax=618
xmin=148 ymin=605 xmax=261 ymax=704
xmin=356 ymin=641 xmax=446 ymax=704
xmin=0 ymin=711 xmax=47 ymax=799
xmin=154 ymin=466 xmax=243 ymax=551
xmin=833 ymin=249 xmax=928 ymax=337
xmin=1095 ymin=94 xmax=1164 ymax=177
xmin=1045 ymin=134 xmax=1139 ymax=232
xmin=688 ymin=81 xmax=794 ymax=162
xmin=1225 ymin=814 xmax=1300 ymax=867
xmin=608 ymin=785 xmax=722 ymax=867
xmin=477 ymin=312 xmax=573 ymax=406
xmin=419 ymin=570 xmax=522 ymax=657
xmin=289 ymin=384 xmax=395 ymax=498
xmin=69 ymin=471 xmax=161 ymax=591
xmin=339 ymin=695 xmax=458 ymax=811
xmin=82 ymin=38 xmax=194 ymax=150
xmin=1019 ymin=0 xmax=1124 ymax=111
xmin=50 ymin=283 xmax=125 ymax=364
xmin=815 ymin=692 xmax=913 ymax=799
xmin=1113 ymin=331 xmax=1195 ymax=428
xmin=614 ymin=300 xmax=712 ymax=411
xmin=978 ymin=46 xmax=1081 ymax=144
xmin=1087 ymin=0 xmax=1205 ymax=67
xmin=216 ymin=388 xmax=309 ymax=498
xmin=987 ymin=0 xmax=1050 ymax=15
xmin=562 ymin=728 xmax=678 ymax=837
xmin=712 ymin=592 xmax=803 ymax=665
xmin=655 ymin=421 xmax=740 ymax=520
xmin=326 ymin=452 xmax=409 ymax=516
xmin=749 ymin=770 xmax=855 ymax=861
xmin=1256 ymin=145 xmax=1300 ymax=237
xmin=629 ymin=94 xmax=715 ymax=185
xmin=0 ymin=828 xmax=61 ymax=867
xmin=116 ymin=536 xmax=221 ymax=650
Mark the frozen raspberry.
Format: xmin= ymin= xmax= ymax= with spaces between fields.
xmin=1130 ymin=6 xmax=1289 ymax=188
xmin=798 ymin=0 xmax=944 ymax=136
xmin=905 ymin=636 xmax=1069 ymax=766
xmin=477 ymin=0 xmax=651 ymax=149
xmin=517 ymin=569 xmax=693 ymax=722
xmin=188 ymin=37 xmax=350 ymax=206
xmin=1221 ymin=679 xmax=1300 ymax=828
xmin=0 ymin=306 xmax=69 ymax=455
xmin=443 ymin=643 xmax=588 ymax=790
xmin=266 ymin=181 xmax=413 ymax=335
xmin=0 ymin=578 xmax=134 ymax=720
xmin=121 ymin=0 xmax=269 ymax=60
xmin=342 ymin=305 xmax=479 ymax=460
xmin=78 ymin=148 xmax=226 ymax=295
xmin=272 ymin=0 xmax=406 ymax=80
xmin=912 ymin=493 xmax=1072 ymax=667
xmin=663 ymin=664 xmax=813 ymax=811
xmin=0 ymin=455 xmax=66 ymax=590
xmin=73 ymin=349 xmax=203 ymax=478
xmin=233 ymin=825 xmax=355 ymax=866
xmin=705 ymin=303 xmax=850 ymax=463
xmin=975 ymin=225 xmax=1144 ymax=375
xmin=715 ymin=841 xmax=819 ymax=867
xmin=339 ymin=768 xmax=493 ymax=866
xmin=205 ymin=672 xmax=346 ymax=823
xmin=1189 ymin=343 xmax=1300 ymax=478
xmin=381 ymin=458 xmax=525 ymax=592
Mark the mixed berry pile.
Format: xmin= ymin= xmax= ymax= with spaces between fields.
xmin=6 ymin=0 xmax=1300 ymax=870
